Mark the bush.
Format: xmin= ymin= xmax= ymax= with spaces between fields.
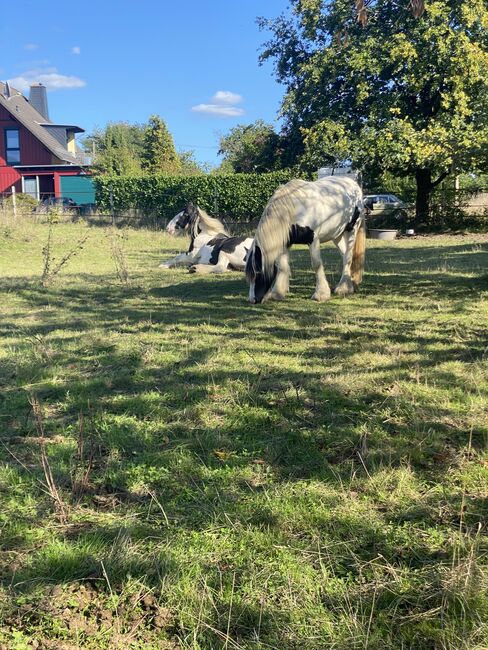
xmin=93 ymin=172 xmax=296 ymax=223
xmin=1 ymin=192 xmax=38 ymax=214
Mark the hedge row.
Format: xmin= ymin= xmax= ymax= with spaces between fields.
xmin=93 ymin=172 xmax=297 ymax=223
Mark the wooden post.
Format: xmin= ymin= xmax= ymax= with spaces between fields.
xmin=109 ymin=186 xmax=115 ymax=226
xmin=213 ymin=182 xmax=218 ymax=217
xmin=11 ymin=186 xmax=17 ymax=218
xmin=454 ymin=175 xmax=460 ymax=206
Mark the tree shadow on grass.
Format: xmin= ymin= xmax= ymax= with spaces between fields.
xmin=1 ymin=240 xmax=487 ymax=649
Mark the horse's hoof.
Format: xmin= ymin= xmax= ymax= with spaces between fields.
xmin=334 ymin=283 xmax=354 ymax=297
xmin=270 ymin=292 xmax=286 ymax=301
xmin=311 ymin=291 xmax=331 ymax=302
xmin=188 ymin=266 xmax=196 ymax=273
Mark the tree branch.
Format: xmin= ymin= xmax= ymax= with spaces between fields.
xmin=431 ymin=170 xmax=451 ymax=188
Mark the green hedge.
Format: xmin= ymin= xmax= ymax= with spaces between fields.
xmin=93 ymin=172 xmax=296 ymax=223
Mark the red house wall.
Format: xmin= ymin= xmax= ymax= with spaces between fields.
xmin=0 ymin=105 xmax=54 ymax=193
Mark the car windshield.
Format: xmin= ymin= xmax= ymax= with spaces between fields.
xmin=366 ymin=195 xmax=402 ymax=203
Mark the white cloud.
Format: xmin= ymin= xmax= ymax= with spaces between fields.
xmin=71 ymin=46 xmax=81 ymax=55
xmin=24 ymin=43 xmax=39 ymax=51
xmin=192 ymin=104 xmax=245 ymax=117
xmin=211 ymin=90 xmax=243 ymax=105
xmin=191 ymin=90 xmax=244 ymax=118
xmin=7 ymin=67 xmax=86 ymax=92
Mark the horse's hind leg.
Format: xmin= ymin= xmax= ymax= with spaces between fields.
xmin=189 ymin=253 xmax=231 ymax=274
xmin=310 ymin=236 xmax=331 ymax=302
xmin=270 ymin=252 xmax=290 ymax=300
xmin=333 ymin=230 xmax=356 ymax=296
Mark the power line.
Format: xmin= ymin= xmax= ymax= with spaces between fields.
xmin=175 ymin=144 xmax=220 ymax=149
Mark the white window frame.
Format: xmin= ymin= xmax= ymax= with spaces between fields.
xmin=22 ymin=175 xmax=40 ymax=200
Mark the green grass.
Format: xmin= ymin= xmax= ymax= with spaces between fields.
xmin=0 ymin=217 xmax=487 ymax=649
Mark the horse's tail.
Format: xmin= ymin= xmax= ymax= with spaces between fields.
xmin=252 ymin=179 xmax=306 ymax=279
xmin=351 ymin=212 xmax=366 ymax=286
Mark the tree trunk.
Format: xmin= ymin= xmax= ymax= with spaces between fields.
xmin=415 ymin=168 xmax=432 ymax=224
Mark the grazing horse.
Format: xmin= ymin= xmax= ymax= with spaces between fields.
xmin=160 ymin=203 xmax=253 ymax=274
xmin=245 ymin=176 xmax=366 ymax=304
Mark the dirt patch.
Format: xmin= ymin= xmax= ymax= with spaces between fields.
xmin=4 ymin=581 xmax=180 ymax=649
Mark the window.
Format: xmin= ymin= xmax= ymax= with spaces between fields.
xmin=23 ymin=176 xmax=39 ymax=200
xmin=5 ymin=128 xmax=20 ymax=164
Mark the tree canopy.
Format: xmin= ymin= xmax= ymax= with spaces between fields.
xmin=141 ymin=115 xmax=182 ymax=175
xmin=260 ymin=0 xmax=488 ymax=221
xmin=83 ymin=117 xmax=206 ymax=177
xmin=84 ymin=122 xmax=144 ymax=176
xmin=217 ymin=120 xmax=284 ymax=173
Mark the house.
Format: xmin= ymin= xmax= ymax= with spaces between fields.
xmin=0 ymin=81 xmax=95 ymax=204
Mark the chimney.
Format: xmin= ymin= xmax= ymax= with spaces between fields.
xmin=3 ymin=81 xmax=11 ymax=98
xmin=29 ymin=83 xmax=50 ymax=120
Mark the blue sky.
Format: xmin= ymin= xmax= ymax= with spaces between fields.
xmin=0 ymin=0 xmax=289 ymax=167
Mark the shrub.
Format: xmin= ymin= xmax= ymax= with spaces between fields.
xmin=93 ymin=171 xmax=296 ymax=223
xmin=1 ymin=192 xmax=38 ymax=214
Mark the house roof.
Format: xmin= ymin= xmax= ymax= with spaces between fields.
xmin=0 ymin=81 xmax=83 ymax=165
xmin=39 ymin=123 xmax=85 ymax=133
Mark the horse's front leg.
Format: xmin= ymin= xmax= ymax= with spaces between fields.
xmin=159 ymin=251 xmax=196 ymax=268
xmin=309 ymin=237 xmax=331 ymax=302
xmin=270 ymin=251 xmax=290 ymax=300
xmin=333 ymin=231 xmax=356 ymax=296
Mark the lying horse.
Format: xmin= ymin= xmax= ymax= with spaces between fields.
xmin=245 ymin=176 xmax=366 ymax=303
xmin=160 ymin=203 xmax=253 ymax=274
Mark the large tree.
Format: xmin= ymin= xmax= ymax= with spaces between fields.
xmin=84 ymin=122 xmax=144 ymax=175
xmin=218 ymin=120 xmax=284 ymax=173
xmin=84 ymin=120 xmax=204 ymax=177
xmin=178 ymin=150 xmax=211 ymax=176
xmin=142 ymin=115 xmax=182 ymax=175
xmin=260 ymin=0 xmax=488 ymax=222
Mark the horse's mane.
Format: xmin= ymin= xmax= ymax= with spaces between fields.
xmin=253 ymin=179 xmax=310 ymax=277
xmin=190 ymin=206 xmax=229 ymax=240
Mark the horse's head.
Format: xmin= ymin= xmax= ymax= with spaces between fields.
xmin=166 ymin=203 xmax=199 ymax=235
xmin=245 ymin=244 xmax=277 ymax=304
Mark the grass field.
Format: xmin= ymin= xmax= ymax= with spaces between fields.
xmin=0 ymin=218 xmax=487 ymax=649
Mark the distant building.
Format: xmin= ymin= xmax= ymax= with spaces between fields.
xmin=0 ymin=81 xmax=94 ymax=204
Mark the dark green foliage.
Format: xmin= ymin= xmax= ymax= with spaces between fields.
xmin=141 ymin=115 xmax=182 ymax=175
xmin=218 ymin=120 xmax=284 ymax=173
xmin=178 ymin=149 xmax=210 ymax=176
xmin=259 ymin=0 xmax=488 ymax=222
xmin=83 ymin=119 xmax=206 ymax=178
xmin=83 ymin=122 xmax=145 ymax=176
xmin=93 ymin=170 xmax=296 ymax=221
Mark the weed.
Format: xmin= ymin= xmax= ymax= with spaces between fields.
xmin=41 ymin=217 xmax=89 ymax=286
xmin=29 ymin=394 xmax=68 ymax=524
xmin=108 ymin=227 xmax=130 ymax=285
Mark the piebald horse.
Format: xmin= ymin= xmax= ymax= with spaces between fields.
xmin=160 ymin=203 xmax=253 ymax=274
xmin=245 ymin=176 xmax=366 ymax=303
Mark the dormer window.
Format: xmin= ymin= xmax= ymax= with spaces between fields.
xmin=5 ymin=128 xmax=20 ymax=164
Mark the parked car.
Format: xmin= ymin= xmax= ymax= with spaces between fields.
xmin=364 ymin=193 xmax=408 ymax=212
xmin=364 ymin=193 xmax=411 ymax=229
xmin=34 ymin=196 xmax=81 ymax=215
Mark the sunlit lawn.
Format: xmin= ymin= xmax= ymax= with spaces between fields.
xmin=0 ymin=218 xmax=487 ymax=649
